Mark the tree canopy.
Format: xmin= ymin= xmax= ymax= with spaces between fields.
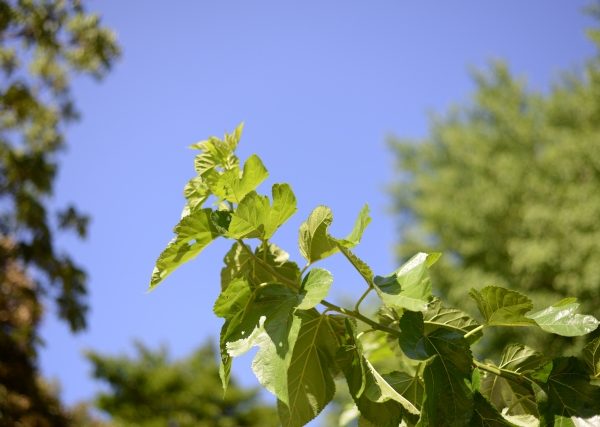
xmin=0 ymin=0 xmax=119 ymax=424
xmin=86 ymin=342 xmax=279 ymax=427
xmin=390 ymin=21 xmax=600 ymax=355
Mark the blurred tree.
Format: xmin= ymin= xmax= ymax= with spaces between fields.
xmin=0 ymin=0 xmax=119 ymax=424
xmin=390 ymin=14 xmax=600 ymax=356
xmin=86 ymin=342 xmax=279 ymax=427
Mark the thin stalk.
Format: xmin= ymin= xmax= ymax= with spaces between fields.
xmin=472 ymin=359 xmax=534 ymax=387
xmin=320 ymin=300 xmax=401 ymax=337
xmin=463 ymin=324 xmax=484 ymax=339
xmin=354 ymin=286 xmax=373 ymax=313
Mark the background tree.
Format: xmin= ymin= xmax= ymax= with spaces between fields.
xmin=0 ymin=0 xmax=119 ymax=424
xmin=389 ymin=17 xmax=600 ymax=356
xmin=86 ymin=342 xmax=279 ymax=427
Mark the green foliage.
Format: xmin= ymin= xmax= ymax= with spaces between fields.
xmin=152 ymin=126 xmax=600 ymax=426
xmin=87 ymin=342 xmax=278 ymax=427
xmin=390 ymin=30 xmax=600 ymax=356
xmin=0 ymin=1 xmax=119 ymax=425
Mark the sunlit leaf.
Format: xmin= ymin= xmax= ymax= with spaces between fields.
xmin=337 ymin=204 xmax=371 ymax=248
xmin=150 ymin=208 xmax=220 ymax=289
xmin=526 ymin=298 xmax=600 ymax=337
xmin=298 ymin=206 xmax=338 ymax=263
xmin=297 ymin=268 xmax=333 ymax=310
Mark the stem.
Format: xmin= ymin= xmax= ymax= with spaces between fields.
xmin=354 ymin=286 xmax=373 ymax=313
xmin=463 ymin=324 xmax=484 ymax=339
xmin=320 ymin=300 xmax=401 ymax=337
xmin=473 ymin=359 xmax=534 ymax=387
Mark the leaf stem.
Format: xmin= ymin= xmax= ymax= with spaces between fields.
xmin=354 ymin=286 xmax=373 ymax=313
xmin=319 ymin=300 xmax=401 ymax=337
xmin=463 ymin=324 xmax=485 ymax=339
xmin=472 ymin=359 xmax=533 ymax=387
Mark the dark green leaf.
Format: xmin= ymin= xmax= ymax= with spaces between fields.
xmin=583 ymin=336 xmax=600 ymax=380
xmin=526 ymin=298 xmax=600 ymax=337
xmin=469 ymin=286 xmax=535 ymax=327
xmin=399 ymin=311 xmax=473 ymax=425
xmin=470 ymin=392 xmax=517 ymax=426
xmin=150 ymin=208 xmax=220 ymax=289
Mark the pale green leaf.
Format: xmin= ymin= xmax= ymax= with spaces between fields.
xmin=298 ymin=206 xmax=338 ymax=263
xmin=213 ymin=277 xmax=252 ymax=318
xmin=297 ymin=268 xmax=333 ymax=310
xmin=227 ymin=191 xmax=269 ymax=239
xmin=469 ymin=286 xmax=535 ymax=327
xmin=150 ymin=208 xmax=219 ymax=289
xmin=374 ymin=252 xmax=438 ymax=312
xmin=363 ymin=362 xmax=421 ymax=415
xmin=526 ymin=298 xmax=600 ymax=337
xmin=217 ymin=154 xmax=269 ymax=203
xmin=338 ymin=204 xmax=371 ymax=248
xmin=265 ymin=183 xmax=297 ymax=238
xmin=337 ymin=245 xmax=374 ymax=285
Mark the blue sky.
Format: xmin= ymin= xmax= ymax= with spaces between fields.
xmin=40 ymin=0 xmax=595 ymax=422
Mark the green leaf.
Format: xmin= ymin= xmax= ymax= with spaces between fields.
xmin=363 ymin=363 xmax=421 ymax=415
xmin=265 ymin=183 xmax=297 ymax=238
xmin=298 ymin=206 xmax=338 ymax=263
xmin=150 ymin=208 xmax=220 ymax=289
xmin=220 ymin=242 xmax=300 ymax=290
xmin=337 ymin=245 xmax=374 ymax=285
xmin=338 ymin=204 xmax=371 ymax=248
xmin=227 ymin=191 xmax=269 ymax=239
xmin=471 ymin=392 xmax=518 ymax=426
xmin=278 ymin=311 xmax=342 ymax=427
xmin=399 ymin=310 xmax=474 ymax=425
xmin=583 ymin=336 xmax=600 ymax=380
xmin=373 ymin=252 xmax=438 ymax=312
xmin=297 ymin=268 xmax=333 ymax=310
xmin=544 ymin=357 xmax=600 ymax=419
xmin=479 ymin=344 xmax=546 ymax=419
xmin=213 ymin=277 xmax=252 ymax=319
xmin=183 ymin=176 xmax=210 ymax=211
xmin=336 ymin=319 xmax=405 ymax=427
xmin=227 ymin=184 xmax=298 ymax=240
xmin=423 ymin=298 xmax=482 ymax=340
xmin=469 ymin=286 xmax=536 ymax=327
xmin=210 ymin=154 xmax=269 ymax=203
xmin=526 ymin=298 xmax=600 ymax=337
xmin=224 ymin=285 xmax=300 ymax=402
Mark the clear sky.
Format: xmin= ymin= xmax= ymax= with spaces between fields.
xmin=40 ymin=0 xmax=595 ymax=423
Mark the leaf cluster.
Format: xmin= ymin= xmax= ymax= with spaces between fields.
xmin=151 ymin=126 xmax=600 ymax=426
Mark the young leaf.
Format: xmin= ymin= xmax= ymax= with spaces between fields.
xmin=297 ymin=268 xmax=333 ymax=310
xmin=278 ymin=311 xmax=342 ymax=427
xmin=213 ymin=277 xmax=252 ymax=318
xmin=298 ymin=206 xmax=338 ymax=263
xmin=469 ymin=286 xmax=536 ymax=327
xmin=220 ymin=242 xmax=300 ymax=290
xmin=210 ymin=154 xmax=269 ymax=203
xmin=373 ymin=252 xmax=438 ymax=312
xmin=526 ymin=298 xmax=600 ymax=337
xmin=227 ymin=191 xmax=269 ymax=239
xmin=150 ymin=208 xmax=220 ymax=289
xmin=337 ymin=204 xmax=371 ymax=248
xmin=265 ymin=183 xmax=297 ymax=238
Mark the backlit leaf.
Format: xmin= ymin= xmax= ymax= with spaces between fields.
xmin=583 ymin=336 xmax=600 ymax=380
xmin=297 ymin=268 xmax=333 ymax=310
xmin=469 ymin=286 xmax=535 ymax=327
xmin=526 ymin=298 xmax=600 ymax=337
xmin=150 ymin=208 xmax=220 ymax=289
xmin=374 ymin=252 xmax=438 ymax=312
xmin=337 ymin=204 xmax=371 ymax=248
xmin=298 ymin=206 xmax=338 ymax=263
